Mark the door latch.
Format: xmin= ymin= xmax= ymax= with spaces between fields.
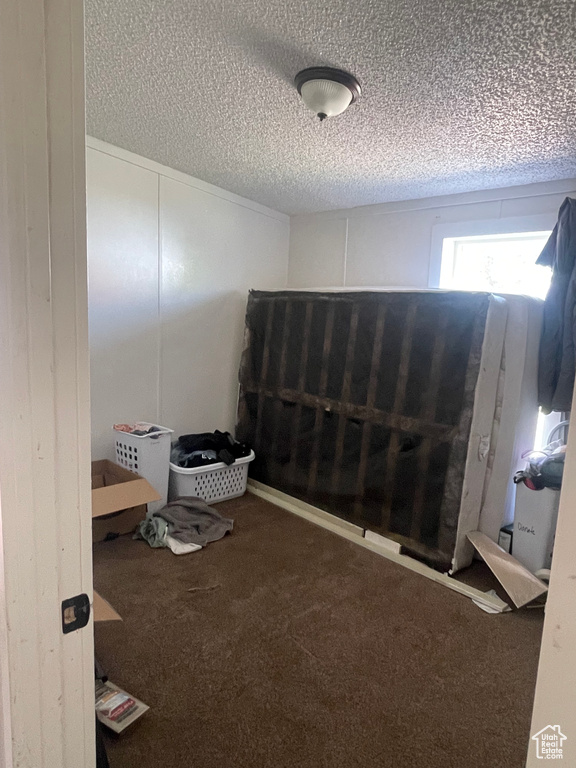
xmin=61 ymin=593 xmax=91 ymax=634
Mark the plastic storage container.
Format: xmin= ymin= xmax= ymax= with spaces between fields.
xmin=113 ymin=423 xmax=174 ymax=514
xmin=169 ymin=451 xmax=255 ymax=504
xmin=513 ymin=483 xmax=560 ymax=574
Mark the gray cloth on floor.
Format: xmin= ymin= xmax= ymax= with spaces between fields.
xmin=136 ymin=496 xmax=233 ymax=549
xmin=137 ymin=515 xmax=169 ymax=548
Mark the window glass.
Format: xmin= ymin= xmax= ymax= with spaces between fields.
xmin=439 ymin=232 xmax=552 ymax=299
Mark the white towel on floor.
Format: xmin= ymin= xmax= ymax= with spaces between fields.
xmin=166 ymin=535 xmax=202 ymax=555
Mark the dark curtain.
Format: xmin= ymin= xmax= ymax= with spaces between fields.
xmin=537 ymin=197 xmax=576 ymax=413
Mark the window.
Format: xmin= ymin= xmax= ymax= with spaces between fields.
xmin=440 ymin=229 xmax=555 ymax=449
xmin=439 ymin=231 xmax=552 ymax=299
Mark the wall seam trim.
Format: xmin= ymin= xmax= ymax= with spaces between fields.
xmin=157 ymin=174 xmax=162 ymax=425
xmin=284 ymin=229 xmax=290 ymax=288
xmin=343 ymin=218 xmax=349 ymax=286
xmin=290 ymin=182 xmax=576 ymax=222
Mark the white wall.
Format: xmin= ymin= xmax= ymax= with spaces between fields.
xmin=87 ymin=139 xmax=289 ymax=460
xmin=288 ymin=179 xmax=576 ymax=289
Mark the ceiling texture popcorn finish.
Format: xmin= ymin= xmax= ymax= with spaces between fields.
xmin=85 ymin=0 xmax=576 ymax=215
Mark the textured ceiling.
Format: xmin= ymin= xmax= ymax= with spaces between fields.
xmin=85 ymin=0 xmax=576 ymax=215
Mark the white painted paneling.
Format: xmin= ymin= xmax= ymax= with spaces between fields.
xmin=346 ymin=211 xmax=434 ymax=287
xmin=288 ymin=216 xmax=347 ymax=287
xmin=288 ymin=180 xmax=576 ymax=289
xmin=160 ymin=176 xmax=289 ymax=437
xmin=87 ymin=149 xmax=160 ymax=460
xmin=87 ymin=142 xmax=290 ymax=459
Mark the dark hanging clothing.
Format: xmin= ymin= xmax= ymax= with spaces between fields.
xmin=537 ymin=197 xmax=576 ymax=413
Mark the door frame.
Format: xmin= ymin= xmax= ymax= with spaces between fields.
xmin=527 ymin=404 xmax=576 ymax=765
xmin=0 ymin=1 xmax=95 ymax=766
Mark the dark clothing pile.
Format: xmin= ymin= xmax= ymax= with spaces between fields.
xmin=171 ymin=430 xmax=251 ymax=469
xmin=537 ymin=196 xmax=576 ymax=413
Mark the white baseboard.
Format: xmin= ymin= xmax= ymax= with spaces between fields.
xmin=364 ymin=529 xmax=403 ymax=554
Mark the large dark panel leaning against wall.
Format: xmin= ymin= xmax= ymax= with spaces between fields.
xmin=237 ymin=290 xmax=490 ymax=569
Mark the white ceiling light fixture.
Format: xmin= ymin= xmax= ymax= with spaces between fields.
xmin=295 ymin=67 xmax=361 ymax=121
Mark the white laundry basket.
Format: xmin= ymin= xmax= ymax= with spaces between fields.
xmin=169 ymin=451 xmax=255 ymax=504
xmin=113 ymin=423 xmax=174 ymax=514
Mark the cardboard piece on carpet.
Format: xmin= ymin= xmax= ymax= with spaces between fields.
xmin=93 ymin=591 xmax=122 ymax=622
xmin=92 ymin=504 xmax=147 ymax=542
xmin=91 ymin=459 xmax=160 ymax=541
xmin=467 ymin=531 xmax=548 ymax=608
xmin=91 ymin=459 xmax=160 ymax=518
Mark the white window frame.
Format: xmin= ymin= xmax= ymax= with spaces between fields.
xmin=428 ymin=213 xmax=557 ymax=289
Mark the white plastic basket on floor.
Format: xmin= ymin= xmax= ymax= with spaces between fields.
xmin=169 ymin=451 xmax=255 ymax=504
xmin=113 ymin=423 xmax=174 ymax=514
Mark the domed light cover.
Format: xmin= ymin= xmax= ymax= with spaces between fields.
xmin=295 ymin=67 xmax=361 ymax=121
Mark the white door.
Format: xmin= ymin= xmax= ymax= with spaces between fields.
xmin=527 ymin=408 xmax=576 ymax=766
xmin=0 ymin=1 xmax=95 ymax=766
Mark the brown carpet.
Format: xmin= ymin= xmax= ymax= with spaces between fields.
xmin=94 ymin=494 xmax=543 ymax=768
